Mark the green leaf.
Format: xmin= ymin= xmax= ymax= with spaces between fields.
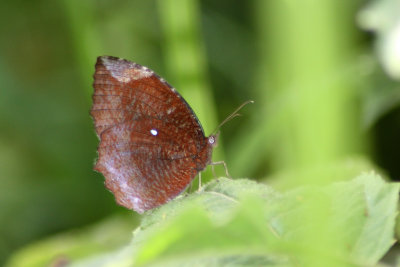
xmin=130 ymin=175 xmax=399 ymax=266
xmin=5 ymin=215 xmax=138 ymax=267
xmin=8 ymin=174 xmax=399 ymax=267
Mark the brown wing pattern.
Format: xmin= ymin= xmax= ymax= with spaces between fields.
xmin=90 ymin=56 xmax=213 ymax=212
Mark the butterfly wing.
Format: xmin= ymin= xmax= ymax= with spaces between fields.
xmin=90 ymin=56 xmax=212 ymax=212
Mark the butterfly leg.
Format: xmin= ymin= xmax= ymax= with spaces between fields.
xmin=198 ymin=172 xmax=202 ymax=190
xmin=210 ymin=161 xmax=231 ymax=178
xmin=189 ymin=179 xmax=194 ymax=192
xmin=211 ymin=164 xmax=217 ymax=177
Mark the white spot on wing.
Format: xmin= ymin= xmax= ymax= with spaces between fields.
xmin=150 ymin=129 xmax=158 ymax=136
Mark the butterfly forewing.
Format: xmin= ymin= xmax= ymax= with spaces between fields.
xmin=90 ymin=56 xmax=213 ymax=212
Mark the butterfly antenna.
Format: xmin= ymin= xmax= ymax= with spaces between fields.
xmin=212 ymin=100 xmax=254 ymax=134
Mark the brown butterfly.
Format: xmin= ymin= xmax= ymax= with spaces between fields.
xmin=90 ymin=56 xmax=250 ymax=213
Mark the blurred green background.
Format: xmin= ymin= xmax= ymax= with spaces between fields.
xmin=1 ymin=0 xmax=400 ymax=265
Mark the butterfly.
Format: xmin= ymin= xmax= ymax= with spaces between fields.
xmin=91 ymin=56 xmax=252 ymax=213
xmin=90 ymin=56 xmax=224 ymax=213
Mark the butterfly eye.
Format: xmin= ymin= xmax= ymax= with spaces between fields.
xmin=150 ymin=129 xmax=158 ymax=136
xmin=209 ymin=136 xmax=215 ymax=144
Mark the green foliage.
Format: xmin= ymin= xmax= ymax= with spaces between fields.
xmin=5 ymin=215 xmax=137 ymax=267
xmin=2 ymin=0 xmax=400 ymax=265
xmin=8 ymin=174 xmax=398 ymax=266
